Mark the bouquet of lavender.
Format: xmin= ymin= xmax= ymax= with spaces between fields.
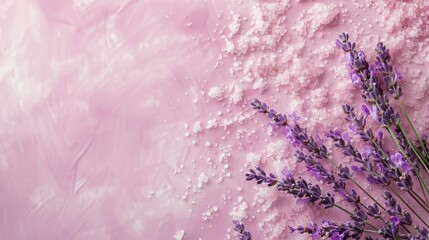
xmin=233 ymin=33 xmax=429 ymax=240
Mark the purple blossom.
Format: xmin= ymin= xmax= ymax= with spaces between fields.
xmin=232 ymin=220 xmax=252 ymax=240
xmin=375 ymin=42 xmax=403 ymax=99
xmin=246 ymin=166 xmax=335 ymax=208
xmin=390 ymin=152 xmax=413 ymax=174
xmin=242 ymin=33 xmax=429 ymax=240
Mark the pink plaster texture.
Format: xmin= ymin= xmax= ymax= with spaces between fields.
xmin=0 ymin=0 xmax=429 ymax=239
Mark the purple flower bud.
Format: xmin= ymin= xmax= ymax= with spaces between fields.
xmin=390 ymin=216 xmax=401 ymax=226
xmin=233 ymin=220 xmax=252 ymax=240
xmin=291 ymin=112 xmax=300 ymax=124
xmin=376 ymin=130 xmax=383 ymax=142
xmin=343 ymin=132 xmax=352 ymax=144
xmin=344 ymin=189 xmax=360 ymax=204
xmin=367 ymin=203 xmax=381 ymax=218
xmin=320 ymin=193 xmax=335 ymax=209
xmin=339 ymin=32 xmax=349 ymax=42
xmin=351 ymin=71 xmax=361 ymax=84
xmin=335 ymin=39 xmax=344 ymax=49
xmin=361 ymin=105 xmax=370 ymax=118
xmin=281 ymin=167 xmax=292 ymax=179
xmin=362 ymin=145 xmax=372 ymax=158
xmin=390 ymin=152 xmax=404 ymax=168
xmin=358 ymin=51 xmax=366 ymax=61
xmin=350 ymin=165 xmax=360 ymax=173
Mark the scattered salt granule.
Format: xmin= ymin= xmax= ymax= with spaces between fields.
xmin=219 ymin=145 xmax=232 ymax=163
xmin=292 ymin=3 xmax=340 ymax=37
xmin=265 ymin=141 xmax=287 ymax=161
xmin=276 ymin=54 xmax=325 ymax=91
xmin=192 ymin=121 xmax=202 ymax=133
xmin=225 ymin=39 xmax=235 ymax=53
xmin=230 ymin=196 xmax=248 ymax=221
xmin=228 ymin=10 xmax=241 ymax=37
xmin=253 ymin=185 xmax=279 ymax=210
xmin=246 ymin=152 xmax=263 ymax=164
xmin=223 ymin=1 xmax=289 ymax=56
xmin=206 ymin=119 xmax=218 ymax=129
xmin=308 ymin=88 xmax=328 ymax=108
xmin=228 ymin=84 xmax=243 ymax=104
xmin=173 ymin=230 xmax=185 ymax=240
xmin=258 ymin=211 xmax=287 ymax=240
xmin=208 ymin=86 xmax=224 ymax=101
xmin=221 ymin=119 xmax=233 ymax=129
xmin=197 ymin=172 xmax=209 ymax=189
xmin=202 ymin=205 xmax=219 ymax=222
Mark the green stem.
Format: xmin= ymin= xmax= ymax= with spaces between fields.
xmin=327 ymin=158 xmax=388 ymax=212
xmin=333 ymin=203 xmax=353 ymax=215
xmin=397 ymin=94 xmax=429 ymax=163
xmin=408 ymin=190 xmax=429 ymax=213
xmin=363 ymin=229 xmax=379 ymax=234
xmin=350 ymin=178 xmax=387 ymax=212
xmin=398 ymin=124 xmax=429 ymax=175
xmin=390 ymin=187 xmax=429 ymax=229
xmin=385 ymin=127 xmax=429 ymax=203
xmin=366 ymin=222 xmax=378 ymax=231
xmin=369 ymin=133 xmax=429 ymax=211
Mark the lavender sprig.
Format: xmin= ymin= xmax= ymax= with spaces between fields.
xmin=232 ymin=220 xmax=252 ymax=240
xmin=375 ymin=42 xmax=403 ymax=100
xmin=376 ymin=40 xmax=429 ymax=170
xmin=252 ymin=99 xmax=390 ymax=213
xmin=239 ymin=33 xmax=429 ymax=240
xmin=251 ymin=99 xmax=328 ymax=159
xmin=246 ymin=167 xmax=335 ymax=208
xmin=336 ymin=33 xmax=429 ymax=204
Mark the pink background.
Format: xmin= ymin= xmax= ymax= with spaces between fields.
xmin=0 ymin=0 xmax=428 ymax=239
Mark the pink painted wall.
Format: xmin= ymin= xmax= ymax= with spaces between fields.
xmin=0 ymin=0 xmax=428 ymax=239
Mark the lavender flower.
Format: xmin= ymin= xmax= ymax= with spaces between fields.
xmin=239 ymin=33 xmax=429 ymax=240
xmin=375 ymin=42 xmax=403 ymax=100
xmin=232 ymin=220 xmax=252 ymax=240
xmin=246 ymin=166 xmax=335 ymax=208
xmin=251 ymin=99 xmax=328 ymax=159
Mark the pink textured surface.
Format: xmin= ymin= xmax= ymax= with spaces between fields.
xmin=1 ymin=0 xmax=429 ymax=239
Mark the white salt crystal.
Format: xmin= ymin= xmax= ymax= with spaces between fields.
xmin=265 ymin=141 xmax=286 ymax=160
xmin=246 ymin=152 xmax=262 ymax=164
xmin=225 ymin=39 xmax=235 ymax=53
xmin=206 ymin=119 xmax=218 ymax=129
xmin=192 ymin=122 xmax=202 ymax=133
xmin=197 ymin=172 xmax=209 ymax=188
xmin=230 ymin=85 xmax=243 ymax=104
xmin=202 ymin=206 xmax=219 ymax=222
xmin=174 ymin=230 xmax=185 ymax=240
xmin=208 ymin=86 xmax=223 ymax=101
xmin=230 ymin=199 xmax=248 ymax=220
xmin=228 ymin=11 xmax=241 ymax=36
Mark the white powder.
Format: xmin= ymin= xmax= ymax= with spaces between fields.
xmin=202 ymin=205 xmax=219 ymax=222
xmin=206 ymin=119 xmax=218 ymax=129
xmin=246 ymin=152 xmax=262 ymax=164
xmin=265 ymin=141 xmax=287 ymax=160
xmin=229 ymin=85 xmax=243 ymax=104
xmin=230 ymin=198 xmax=248 ymax=220
xmin=208 ymin=86 xmax=223 ymax=101
xmin=192 ymin=121 xmax=202 ymax=133
xmin=225 ymin=40 xmax=235 ymax=53
xmin=228 ymin=11 xmax=241 ymax=36
xmin=173 ymin=230 xmax=185 ymax=240
xmin=197 ymin=172 xmax=209 ymax=188
xmin=292 ymin=3 xmax=340 ymax=37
